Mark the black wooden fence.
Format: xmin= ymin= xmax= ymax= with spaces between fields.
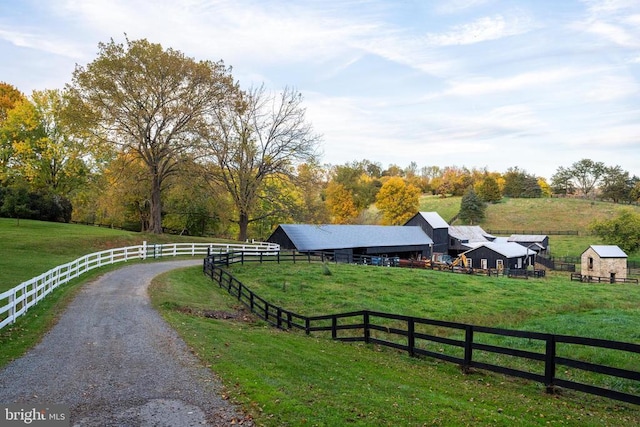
xmin=202 ymin=252 xmax=640 ymax=406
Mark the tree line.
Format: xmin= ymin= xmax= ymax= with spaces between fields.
xmin=1 ymin=37 xmax=638 ymax=241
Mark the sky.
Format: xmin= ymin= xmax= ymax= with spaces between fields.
xmin=1 ymin=0 xmax=639 ymax=179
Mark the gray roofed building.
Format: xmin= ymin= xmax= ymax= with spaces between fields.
xmin=465 ymin=242 xmax=535 ymax=258
xmin=581 ymin=245 xmax=628 ymax=281
xmin=266 ymin=224 xmax=433 ymax=259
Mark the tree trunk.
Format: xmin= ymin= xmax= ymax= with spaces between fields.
xmin=237 ymin=211 xmax=249 ymax=241
xmin=150 ymin=174 xmax=163 ymax=234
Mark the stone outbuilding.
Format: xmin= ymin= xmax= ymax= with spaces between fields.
xmin=581 ymin=245 xmax=627 ymax=281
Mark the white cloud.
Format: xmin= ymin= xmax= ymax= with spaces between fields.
xmin=434 ymin=0 xmax=493 ymax=15
xmin=434 ymin=67 xmax=584 ymax=98
xmin=425 ymin=14 xmax=532 ymax=46
xmin=585 ymin=74 xmax=639 ymax=101
xmin=0 ymin=27 xmax=85 ymax=58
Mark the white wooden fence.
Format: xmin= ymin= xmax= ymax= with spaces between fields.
xmin=0 ymin=241 xmax=279 ymax=330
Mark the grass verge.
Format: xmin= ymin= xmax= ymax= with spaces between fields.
xmin=150 ymin=266 xmax=640 ymax=426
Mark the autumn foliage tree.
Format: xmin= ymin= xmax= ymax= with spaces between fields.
xmin=66 ymin=37 xmax=235 ymax=233
xmin=325 ymin=182 xmax=358 ymax=224
xmin=375 ymin=177 xmax=421 ymax=225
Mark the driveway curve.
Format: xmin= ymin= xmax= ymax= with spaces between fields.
xmin=0 ymin=260 xmax=252 ymax=426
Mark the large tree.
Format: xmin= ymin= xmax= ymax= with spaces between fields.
xmin=202 ymin=85 xmax=321 ymax=240
xmin=7 ymin=90 xmax=88 ymax=194
xmin=66 ymin=37 xmax=235 ymax=233
xmin=569 ymin=158 xmax=605 ymax=198
xmin=375 ymin=176 xmax=420 ymax=225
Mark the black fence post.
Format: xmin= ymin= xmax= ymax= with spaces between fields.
xmin=277 ymin=308 xmax=282 ymax=329
xmin=463 ymin=325 xmax=473 ymax=373
xmin=363 ymin=311 xmax=370 ymax=344
xmin=331 ymin=315 xmax=337 ymax=339
xmin=408 ymin=318 xmax=415 ymax=357
xmin=260 ymin=251 xmax=263 ymax=264
xmin=305 ymin=317 xmax=310 ymax=335
xmin=249 ymin=292 xmax=254 ymax=312
xmin=293 ymin=251 xmax=296 ymax=264
xmin=545 ymin=335 xmax=557 ymax=393
xmin=277 ymin=251 xmax=280 ymax=264
xmin=237 ymin=282 xmax=243 ymax=301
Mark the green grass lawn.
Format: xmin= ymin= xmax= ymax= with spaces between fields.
xmin=0 ymin=218 xmax=230 ymax=291
xmin=150 ymin=264 xmax=640 ymax=426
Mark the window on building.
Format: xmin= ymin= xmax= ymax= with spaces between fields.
xmin=588 ymin=257 xmax=594 ymax=270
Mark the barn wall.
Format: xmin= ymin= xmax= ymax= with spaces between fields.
xmin=266 ymin=227 xmax=296 ymax=250
xmin=405 ymin=216 xmax=448 ymax=253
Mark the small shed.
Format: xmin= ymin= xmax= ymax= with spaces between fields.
xmin=266 ymin=224 xmax=433 ymax=262
xmin=581 ymin=245 xmax=627 ymax=281
xmin=507 ymin=235 xmax=549 ymax=256
xmin=462 ymin=242 xmax=535 ymax=270
xmin=404 ymin=212 xmax=449 ymax=254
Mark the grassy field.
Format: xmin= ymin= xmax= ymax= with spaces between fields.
xmin=0 ymin=218 xmax=228 ymax=291
xmin=150 ymin=264 xmax=640 ymax=426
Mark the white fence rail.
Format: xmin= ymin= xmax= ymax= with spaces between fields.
xmin=0 ymin=241 xmax=279 ymax=330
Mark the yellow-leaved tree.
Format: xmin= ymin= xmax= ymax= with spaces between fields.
xmin=375 ymin=176 xmax=421 ymax=225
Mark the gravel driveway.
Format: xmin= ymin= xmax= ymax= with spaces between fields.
xmin=0 ymin=260 xmax=253 ymax=426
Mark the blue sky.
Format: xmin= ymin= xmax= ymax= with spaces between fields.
xmin=1 ymin=0 xmax=639 ymax=179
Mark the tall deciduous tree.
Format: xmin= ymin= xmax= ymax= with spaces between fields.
xmin=475 ymin=175 xmax=502 ymax=203
xmin=569 ymin=158 xmax=605 ymax=198
xmin=375 ymin=176 xmax=420 ymax=225
xmin=325 ymin=181 xmax=358 ymax=224
xmin=202 ymin=85 xmax=321 ymax=241
xmin=9 ymin=90 xmax=88 ymax=194
xmin=66 ymin=37 xmax=235 ymax=233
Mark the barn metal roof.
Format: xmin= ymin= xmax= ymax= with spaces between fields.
xmin=449 ymin=225 xmax=495 ymax=243
xmin=508 ymin=234 xmax=547 ymax=243
xmin=276 ymin=224 xmax=433 ymax=252
xmin=416 ymin=212 xmax=449 ymax=229
xmin=464 ymin=242 xmax=535 ymax=258
xmin=587 ymin=245 xmax=627 ymax=258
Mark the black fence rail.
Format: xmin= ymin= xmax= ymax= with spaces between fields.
xmin=571 ymin=273 xmax=639 ymax=284
xmin=202 ymin=254 xmax=640 ymax=406
xmin=486 ymin=229 xmax=580 ymax=236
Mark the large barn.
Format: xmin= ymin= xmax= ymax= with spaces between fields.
xmin=266 ymin=224 xmax=433 ymax=262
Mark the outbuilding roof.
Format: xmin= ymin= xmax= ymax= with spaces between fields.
xmin=414 ymin=212 xmax=449 ymax=229
xmin=586 ymin=245 xmax=627 ymax=258
xmin=273 ymin=224 xmax=433 ymax=252
xmin=464 ymin=242 xmax=535 ymax=258
xmin=508 ymin=234 xmax=547 ymax=243
xmin=449 ymin=225 xmax=495 ymax=244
